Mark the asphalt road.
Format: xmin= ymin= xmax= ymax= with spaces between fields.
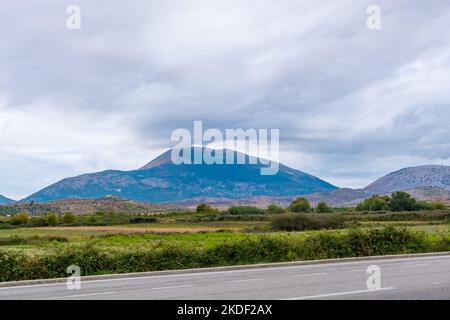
xmin=1 ymin=255 xmax=450 ymax=300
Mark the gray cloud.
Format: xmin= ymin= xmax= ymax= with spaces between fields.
xmin=1 ymin=0 xmax=450 ymax=199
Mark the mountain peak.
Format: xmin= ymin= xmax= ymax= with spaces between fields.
xmin=139 ymin=149 xmax=173 ymax=170
xmin=139 ymin=147 xmax=270 ymax=170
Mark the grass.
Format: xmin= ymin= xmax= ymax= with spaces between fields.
xmin=1 ymin=225 xmax=449 ymax=281
xmin=0 ymin=209 xmax=450 ymax=281
xmin=0 ymin=223 xmax=446 ymax=256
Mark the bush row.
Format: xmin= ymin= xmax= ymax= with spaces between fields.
xmin=1 ymin=227 xmax=448 ymax=282
xmin=270 ymin=213 xmax=348 ymax=231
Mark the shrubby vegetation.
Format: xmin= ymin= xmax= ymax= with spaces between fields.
xmin=9 ymin=212 xmax=30 ymax=225
xmin=355 ymin=191 xmax=447 ymax=212
xmin=355 ymin=195 xmax=390 ymax=212
xmin=196 ymin=203 xmax=218 ymax=214
xmin=0 ymin=195 xmax=449 ymax=282
xmin=0 ymin=226 xmax=447 ymax=282
xmin=288 ymin=197 xmax=311 ymax=213
xmin=315 ymin=201 xmax=333 ymax=213
xmin=271 ymin=213 xmax=347 ymax=231
xmin=267 ymin=204 xmax=285 ymax=214
xmin=227 ymin=206 xmax=266 ymax=215
xmin=0 ymin=211 xmax=158 ymax=229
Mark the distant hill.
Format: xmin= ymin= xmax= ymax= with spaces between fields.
xmin=364 ymin=165 xmax=450 ymax=194
xmin=0 ymin=196 xmax=184 ymax=216
xmin=300 ymin=166 xmax=450 ymax=207
xmin=0 ymin=195 xmax=15 ymax=205
xmin=23 ymin=148 xmax=337 ymax=203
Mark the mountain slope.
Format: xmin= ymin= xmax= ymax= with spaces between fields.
xmin=302 ymin=165 xmax=450 ymax=207
xmin=364 ymin=165 xmax=450 ymax=194
xmin=24 ymin=148 xmax=337 ymax=203
xmin=0 ymin=195 xmax=15 ymax=205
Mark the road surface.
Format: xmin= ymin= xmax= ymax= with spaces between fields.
xmin=1 ymin=254 xmax=450 ymax=300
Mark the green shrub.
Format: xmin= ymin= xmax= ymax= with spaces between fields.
xmin=355 ymin=195 xmax=390 ymax=212
xmin=129 ymin=216 xmax=158 ymax=224
xmin=228 ymin=206 xmax=266 ymax=215
xmin=214 ymin=214 xmax=271 ymax=221
xmin=196 ymin=203 xmax=217 ymax=213
xmin=354 ymin=192 xmax=447 ymax=212
xmin=271 ymin=213 xmax=346 ymax=231
xmin=62 ymin=212 xmax=76 ymax=224
xmin=267 ymin=204 xmax=285 ymax=214
xmin=389 ymin=192 xmax=417 ymax=212
xmin=28 ymin=216 xmax=50 ymax=227
xmin=46 ymin=212 xmax=58 ymax=226
xmin=289 ymin=198 xmax=311 ymax=213
xmin=10 ymin=213 xmax=30 ymax=225
xmin=315 ymin=202 xmax=333 ymax=213
xmin=416 ymin=201 xmax=447 ymax=211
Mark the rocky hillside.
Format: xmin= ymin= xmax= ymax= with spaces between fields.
xmin=23 ymin=148 xmax=337 ymax=203
xmin=300 ymin=166 xmax=450 ymax=207
xmin=364 ymin=165 xmax=450 ymax=194
xmin=0 ymin=196 xmax=184 ymax=216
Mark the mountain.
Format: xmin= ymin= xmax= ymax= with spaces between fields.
xmin=0 ymin=195 xmax=15 ymax=205
xmin=364 ymin=165 xmax=450 ymax=194
xmin=23 ymin=148 xmax=338 ymax=203
xmin=303 ymin=165 xmax=450 ymax=207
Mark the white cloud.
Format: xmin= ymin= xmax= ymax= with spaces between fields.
xmin=1 ymin=0 xmax=450 ymax=198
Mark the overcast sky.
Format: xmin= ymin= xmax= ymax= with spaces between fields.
xmin=1 ymin=0 xmax=450 ymax=199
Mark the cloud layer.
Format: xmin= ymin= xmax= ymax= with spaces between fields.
xmin=1 ymin=0 xmax=450 ymax=199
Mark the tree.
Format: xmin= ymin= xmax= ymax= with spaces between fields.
xmin=415 ymin=201 xmax=447 ymax=211
xmin=62 ymin=212 xmax=76 ymax=224
xmin=315 ymin=201 xmax=333 ymax=213
xmin=196 ymin=203 xmax=217 ymax=213
xmin=46 ymin=212 xmax=58 ymax=226
xmin=267 ymin=204 xmax=285 ymax=214
xmin=289 ymin=197 xmax=311 ymax=213
xmin=10 ymin=212 xmax=30 ymax=225
xmin=355 ymin=195 xmax=390 ymax=212
xmin=389 ymin=192 xmax=417 ymax=212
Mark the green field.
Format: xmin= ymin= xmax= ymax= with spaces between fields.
xmin=1 ymin=208 xmax=450 ymax=282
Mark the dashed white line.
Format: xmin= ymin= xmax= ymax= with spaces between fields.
xmin=292 ymin=273 xmax=327 ymax=277
xmin=285 ymin=287 xmax=396 ymax=300
xmin=228 ymin=278 xmax=263 ymax=283
xmin=63 ymin=291 xmax=116 ymax=298
xmin=398 ymin=263 xmax=429 ymax=268
xmin=151 ymin=284 xmax=194 ymax=290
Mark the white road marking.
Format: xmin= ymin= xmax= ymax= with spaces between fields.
xmin=228 ymin=278 xmax=263 ymax=283
xmin=151 ymin=285 xmax=194 ymax=290
xmin=398 ymin=263 xmax=429 ymax=268
xmin=292 ymin=273 xmax=327 ymax=277
xmin=347 ymin=269 xmax=363 ymax=272
xmin=285 ymin=287 xmax=395 ymax=300
xmin=63 ymin=291 xmax=116 ymax=298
